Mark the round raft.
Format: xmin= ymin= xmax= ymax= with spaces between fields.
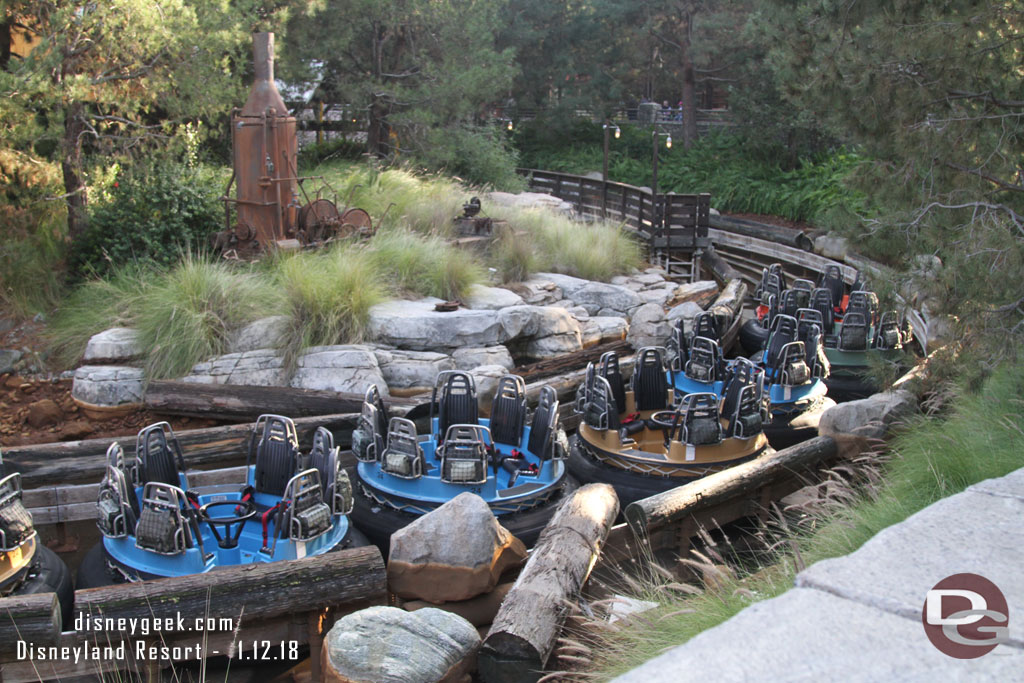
xmin=79 ymin=417 xmax=362 ymax=587
xmin=350 ymin=373 xmax=576 ymax=551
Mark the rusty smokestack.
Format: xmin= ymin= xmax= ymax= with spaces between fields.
xmin=242 ymin=32 xmax=289 ymax=117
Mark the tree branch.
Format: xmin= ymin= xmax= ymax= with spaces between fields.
xmin=944 ymin=161 xmax=1024 ymax=194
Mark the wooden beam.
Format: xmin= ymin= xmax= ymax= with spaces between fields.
xmin=0 ymin=593 xmax=61 ymax=658
xmin=624 ymin=436 xmax=838 ymax=536
xmin=709 ymin=214 xmax=813 ymax=251
xmin=73 ymin=546 xmax=385 ymax=626
xmin=515 ymin=340 xmax=631 ymax=384
xmin=702 ymin=245 xmax=743 ymax=284
xmin=144 ymin=381 xmax=416 ymax=422
xmin=479 ymin=483 xmax=619 ymax=683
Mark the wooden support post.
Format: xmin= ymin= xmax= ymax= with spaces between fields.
xmin=308 ymin=610 xmax=324 ymax=682
xmin=624 ymin=436 xmax=837 ymax=537
xmin=702 ymin=245 xmax=744 ymax=284
xmin=0 ymin=593 xmax=61 ymax=658
xmin=479 ymin=483 xmax=619 ymax=683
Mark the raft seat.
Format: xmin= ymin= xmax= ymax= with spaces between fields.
xmin=436 ymin=371 xmax=479 ymax=438
xmin=490 ymin=375 xmax=527 ymax=447
xmin=307 ymin=427 xmax=353 ymax=515
xmin=633 ymin=347 xmax=669 ymax=411
xmin=839 ymin=311 xmax=870 ymax=352
xmin=598 ymin=352 xmax=627 ymax=414
xmin=353 ymin=392 xmax=385 ymax=463
xmin=134 ymin=483 xmax=194 ymax=556
xmin=439 ymin=425 xmax=490 ymax=485
xmin=678 ymin=393 xmax=722 ymax=446
xmin=135 ymin=422 xmax=188 ymax=489
xmin=96 ymin=444 xmax=139 ymax=539
xmin=0 ymin=471 xmax=33 ymax=550
xmin=381 ymin=417 xmax=425 ymax=479
xmin=283 ymin=469 xmax=332 ymax=542
xmin=685 ymin=337 xmax=722 ymax=383
xmin=251 ymin=415 xmax=301 ymax=498
xmin=528 ymin=386 xmax=561 ymax=458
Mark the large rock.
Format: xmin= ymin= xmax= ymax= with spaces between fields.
xmin=228 ymin=316 xmax=288 ymax=353
xmin=324 ymin=606 xmax=480 ymax=683
xmin=369 ymin=299 xmax=510 ymax=351
xmin=452 ymin=346 xmax=514 ymax=372
xmin=82 ymin=327 xmax=142 ymax=362
xmin=376 ymin=349 xmax=454 ymax=392
xmin=184 ymin=349 xmax=286 ymax=387
xmin=817 ymin=390 xmax=917 ymax=439
xmin=504 ymin=277 xmax=563 ymax=306
xmin=627 ymin=303 xmax=671 ymax=349
xmin=666 ymin=301 xmax=703 ymax=322
xmin=388 ymin=492 xmax=527 ymax=603
xmin=496 ymin=305 xmax=579 ymax=340
xmin=523 ymin=332 xmax=583 ymax=360
xmin=487 ymin=190 xmax=573 ymax=215
xmin=580 ymin=316 xmax=629 ymax=347
xmin=72 ymin=365 xmax=145 ymax=407
xmin=533 ymin=272 xmax=591 ymax=301
xmin=290 ymin=345 xmax=388 ymax=395
xmin=814 ymin=234 xmax=850 ymax=261
xmin=564 ymin=281 xmax=643 ymax=316
xmin=462 ymin=285 xmax=524 ymax=311
xmin=637 ymin=285 xmax=676 ymax=308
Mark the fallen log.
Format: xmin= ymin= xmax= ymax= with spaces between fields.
xmin=707 ymin=277 xmax=748 ymax=351
xmin=74 ymin=545 xmax=385 ymax=625
xmin=624 ymin=436 xmax=837 ymax=536
xmin=702 ymin=245 xmax=744 ymax=284
xmin=144 ymin=381 xmax=416 ymax=421
xmin=6 ymin=413 xmax=362 ymax=488
xmin=0 ymin=593 xmax=61 ymax=657
xmin=479 ymin=483 xmax=619 ymax=683
xmin=515 ymin=340 xmax=631 ymax=384
xmin=710 ymin=214 xmax=813 ymax=251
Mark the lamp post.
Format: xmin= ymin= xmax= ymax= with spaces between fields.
xmin=601 ymin=122 xmax=621 ymax=217
xmin=651 ymin=128 xmax=672 ymax=227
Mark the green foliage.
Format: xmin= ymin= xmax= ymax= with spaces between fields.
xmin=297 ymin=137 xmax=365 ymax=167
xmin=367 ymin=229 xmax=485 ymax=300
xmin=586 ymin=360 xmax=1024 ymax=678
xmin=71 ymin=164 xmax=224 ymax=278
xmin=272 ymin=247 xmax=386 ymax=367
xmin=412 ymin=126 xmax=525 ymax=192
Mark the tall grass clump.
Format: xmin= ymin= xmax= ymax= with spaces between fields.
xmin=274 ymin=246 xmax=387 ymax=366
xmin=368 ymin=229 xmax=485 ymax=300
xmin=132 ymin=256 xmax=280 ymax=379
xmin=579 ymin=361 xmax=1024 ymax=680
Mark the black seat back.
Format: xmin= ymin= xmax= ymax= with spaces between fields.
xmin=528 ymin=385 xmax=561 ymax=458
xmin=674 ymin=393 xmax=722 ymax=446
xmin=667 ymin=319 xmax=689 ymax=371
xmin=848 ymin=290 xmax=879 ymax=327
xmin=598 ymin=352 xmax=627 ymax=414
xmin=764 ymin=314 xmax=798 ymax=371
xmin=433 ymin=371 xmax=478 ymax=438
xmin=819 ymin=265 xmax=845 ymax=310
xmin=439 ymin=425 xmax=490 ymax=485
xmin=249 ymin=415 xmax=300 ymax=497
xmin=307 ymin=427 xmax=334 ymax=482
xmin=282 ymin=469 xmax=333 ymax=541
xmin=136 ymin=422 xmax=186 ymax=489
xmin=876 ymin=311 xmax=903 ymax=349
xmin=306 ymin=427 xmax=353 ymax=514
xmin=490 ymin=375 xmax=526 ymax=447
xmin=353 ymin=386 xmax=386 ymax=463
xmin=692 ymin=311 xmax=720 ymax=343
xmin=632 ymin=347 xmax=668 ymax=411
xmin=839 ymin=311 xmax=869 ymax=351
xmin=135 ymin=483 xmax=193 ymax=555
xmin=810 ymin=288 xmax=835 ymax=334
xmin=0 ymin=469 xmax=33 ymax=551
xmin=581 ymin=365 xmax=621 ymax=432
xmin=721 ymin=361 xmax=765 ymax=438
xmin=685 ymin=336 xmax=722 ymax=383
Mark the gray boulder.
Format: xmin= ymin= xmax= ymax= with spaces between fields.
xmin=462 ymin=285 xmax=524 ymax=310
xmin=82 ymin=327 xmax=142 ymax=362
xmin=638 ymin=285 xmax=676 ymax=308
xmin=523 ymin=332 xmax=583 ymax=360
xmin=291 ymin=345 xmax=388 ymax=395
xmin=452 ymin=346 xmax=514 ymax=371
xmin=324 ymin=606 xmax=479 ymax=683
xmin=229 ymin=316 xmax=289 ymax=353
xmin=533 ymin=272 xmax=590 ymax=300
xmin=580 ymin=316 xmax=629 ymax=347
xmin=72 ymin=365 xmax=145 ymax=407
xmin=666 ymin=301 xmax=704 ymax=323
xmin=375 ymin=349 xmax=454 ymax=392
xmin=627 ymin=303 xmax=671 ymax=349
xmin=569 ymin=281 xmax=643 ymax=316
xmin=496 ymin=305 xmax=579 ymax=339
xmin=814 ymin=234 xmax=850 ymax=261
xmin=504 ymin=277 xmax=563 ymax=306
xmin=184 ymin=349 xmax=286 ymax=386
xmin=369 ymin=299 xmax=509 ymax=350
xmin=818 ymin=390 xmax=917 ymax=439
xmin=388 ymin=492 xmax=527 ymax=603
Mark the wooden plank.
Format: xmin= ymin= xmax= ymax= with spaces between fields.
xmin=0 ymin=593 xmax=61 ymax=657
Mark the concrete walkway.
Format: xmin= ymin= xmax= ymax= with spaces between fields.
xmin=613 ymin=468 xmax=1024 ymax=681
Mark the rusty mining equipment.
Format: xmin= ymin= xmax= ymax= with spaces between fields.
xmin=215 ymin=32 xmax=375 ymax=259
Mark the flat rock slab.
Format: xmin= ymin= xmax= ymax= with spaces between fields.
xmin=817 ymin=390 xmax=917 ymax=439
xmin=83 ymin=327 xmax=142 ymax=361
xmin=795 ymin=487 xmax=1024 ymax=646
xmin=462 ymin=285 xmax=525 ymax=310
xmin=613 ymin=588 xmax=1023 ymax=682
xmin=324 ymin=605 xmax=480 ymax=683
xmin=369 ymin=299 xmax=511 ymax=351
xmin=452 ymin=346 xmax=514 ymax=371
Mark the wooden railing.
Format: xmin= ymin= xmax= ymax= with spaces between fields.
xmin=518 ymin=168 xmax=710 ymax=250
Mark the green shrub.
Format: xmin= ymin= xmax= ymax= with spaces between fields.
xmin=413 ymin=125 xmax=525 ymax=192
xmin=274 ymin=246 xmax=387 ymax=366
xmin=72 ymin=163 xmax=224 ymax=278
xmin=368 ymin=229 xmax=485 ymax=300
xmin=298 ymin=136 xmax=365 ymax=167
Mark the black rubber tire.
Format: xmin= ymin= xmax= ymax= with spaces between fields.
xmin=567 ymin=439 xmax=697 ymax=509
xmin=76 ymin=541 xmax=120 ymax=590
xmin=739 ymin=319 xmax=769 ymax=355
xmin=762 ymin=396 xmax=834 ymax=450
xmin=823 ymin=374 xmax=877 ymax=403
xmin=350 ymin=471 xmax=580 ymax=556
xmin=337 ymin=522 xmax=371 ymax=550
xmin=17 ymin=543 xmax=75 ymax=627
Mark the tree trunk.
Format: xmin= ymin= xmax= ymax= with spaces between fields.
xmin=62 ymin=102 xmax=88 ymax=242
xmin=680 ymin=14 xmax=698 ymax=149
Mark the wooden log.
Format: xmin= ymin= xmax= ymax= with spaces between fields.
xmin=7 ymin=413 xmax=362 ymax=488
xmin=707 ymin=277 xmax=748 ymax=347
xmin=479 ymin=483 xmax=619 ymax=683
xmin=702 ymin=245 xmax=743 ymax=284
xmin=144 ymin=381 xmax=416 ymax=421
xmin=515 ymin=340 xmax=631 ymax=384
xmin=74 ymin=545 xmax=385 ymax=626
xmin=709 ymin=214 xmax=813 ymax=251
xmin=0 ymin=593 xmax=62 ymax=657
xmin=624 ymin=436 xmax=837 ymax=536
